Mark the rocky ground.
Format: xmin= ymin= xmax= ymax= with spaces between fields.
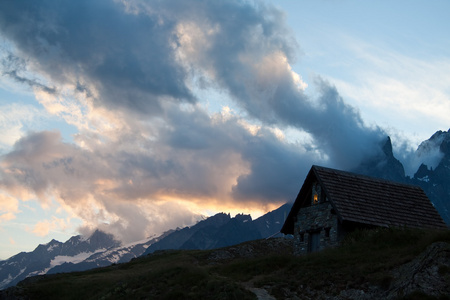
xmin=206 ymin=237 xmax=450 ymax=299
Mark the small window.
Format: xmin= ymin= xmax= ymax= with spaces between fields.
xmin=300 ymin=233 xmax=304 ymax=242
xmin=325 ymin=228 xmax=330 ymax=238
xmin=312 ymin=183 xmax=321 ymax=205
xmin=313 ymin=193 xmax=319 ymax=205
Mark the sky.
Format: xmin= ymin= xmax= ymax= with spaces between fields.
xmin=0 ymin=0 xmax=449 ymax=259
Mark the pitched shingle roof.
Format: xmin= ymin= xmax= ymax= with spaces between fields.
xmin=281 ymin=165 xmax=448 ymax=234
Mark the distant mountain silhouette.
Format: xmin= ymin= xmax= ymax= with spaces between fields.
xmin=142 ymin=203 xmax=292 ymax=255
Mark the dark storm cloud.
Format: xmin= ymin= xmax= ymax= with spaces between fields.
xmin=302 ymin=79 xmax=385 ymax=168
xmin=0 ymin=0 xmax=299 ymax=115
xmin=3 ymin=70 xmax=56 ymax=94
xmin=149 ymin=0 xmax=385 ymax=169
xmin=0 ymin=0 xmax=385 ymax=155
xmin=0 ymin=0 xmax=194 ymax=114
xmin=231 ymin=127 xmax=314 ymax=202
xmin=1 ymin=52 xmax=56 ymax=94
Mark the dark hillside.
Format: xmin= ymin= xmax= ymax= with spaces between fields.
xmin=1 ymin=228 xmax=449 ymax=300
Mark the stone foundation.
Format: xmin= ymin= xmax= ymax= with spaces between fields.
xmin=293 ymin=202 xmax=339 ymax=255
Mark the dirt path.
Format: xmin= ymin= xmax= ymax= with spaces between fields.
xmin=248 ymin=287 xmax=277 ymax=300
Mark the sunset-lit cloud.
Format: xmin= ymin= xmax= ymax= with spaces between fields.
xmin=30 ymin=216 xmax=68 ymax=237
xmin=0 ymin=193 xmax=19 ymax=223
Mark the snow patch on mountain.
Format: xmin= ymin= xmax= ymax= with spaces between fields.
xmin=50 ymin=249 xmax=106 ymax=268
xmin=27 ymin=268 xmax=51 ymax=277
xmin=46 ymin=244 xmax=59 ymax=252
xmin=417 ymin=175 xmax=430 ymax=182
xmin=0 ymin=274 xmax=13 ymax=288
xmin=1 ymin=268 xmax=27 ymax=287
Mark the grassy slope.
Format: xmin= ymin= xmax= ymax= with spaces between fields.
xmin=2 ymin=228 xmax=450 ymax=300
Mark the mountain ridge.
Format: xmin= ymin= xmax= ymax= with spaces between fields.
xmin=142 ymin=203 xmax=291 ymax=255
xmin=0 ymin=230 xmax=123 ymax=289
xmin=0 ymin=204 xmax=292 ymax=290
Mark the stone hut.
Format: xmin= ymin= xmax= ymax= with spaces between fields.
xmin=280 ymin=165 xmax=448 ymax=255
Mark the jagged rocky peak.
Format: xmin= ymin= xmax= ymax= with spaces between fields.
xmin=414 ymin=128 xmax=450 ymax=163
xmin=234 ymin=213 xmax=252 ymax=222
xmin=354 ymin=136 xmax=405 ymax=183
xmin=382 ymin=136 xmax=394 ymax=157
xmin=414 ymin=129 xmax=450 ymax=173
xmin=415 ymin=163 xmax=431 ymax=176
xmin=35 ymin=239 xmax=62 ymax=253
xmin=440 ymin=132 xmax=450 ymax=157
xmin=46 ymin=239 xmax=60 ymax=246
xmin=201 ymin=212 xmax=232 ymax=226
xmin=417 ymin=129 xmax=450 ymax=156
xmin=66 ymin=235 xmax=83 ymax=245
xmin=413 ymin=163 xmax=432 ymax=181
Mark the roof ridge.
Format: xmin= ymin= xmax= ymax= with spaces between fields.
xmin=312 ymin=165 xmax=420 ymax=189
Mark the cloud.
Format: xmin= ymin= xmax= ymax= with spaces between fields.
xmin=3 ymin=70 xmax=56 ymax=95
xmin=0 ymin=106 xmax=321 ymax=241
xmin=0 ymin=104 xmax=43 ymax=150
xmin=231 ymin=127 xmax=317 ymax=202
xmin=322 ymin=34 xmax=450 ymax=144
xmin=30 ymin=216 xmax=68 ymax=237
xmin=0 ymin=48 xmax=56 ymax=94
xmin=0 ymin=0 xmax=389 ymax=242
xmin=0 ymin=0 xmax=194 ymax=115
xmin=0 ymin=0 xmax=385 ymax=164
xmin=0 ymin=193 xmax=19 ymax=223
xmin=154 ymin=2 xmax=386 ymax=169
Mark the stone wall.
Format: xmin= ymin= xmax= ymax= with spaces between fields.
xmin=293 ymin=202 xmax=339 ymax=255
